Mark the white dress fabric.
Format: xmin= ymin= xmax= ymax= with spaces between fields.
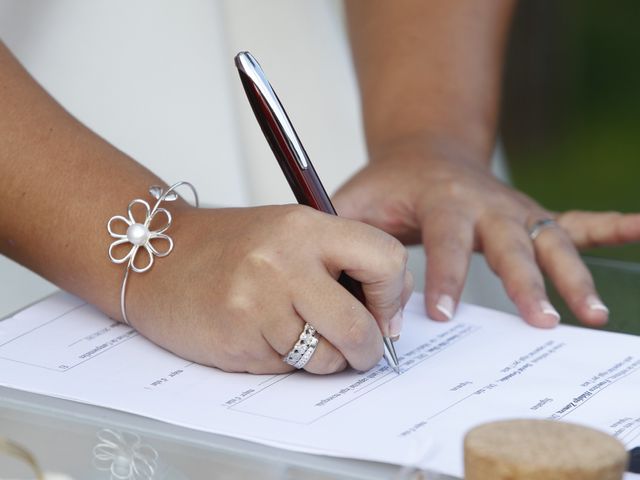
xmin=0 ymin=0 xmax=371 ymax=312
xmin=0 ymin=0 xmax=513 ymax=317
xmin=0 ymin=0 xmax=366 ymax=207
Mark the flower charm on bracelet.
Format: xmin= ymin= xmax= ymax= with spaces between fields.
xmin=107 ymin=187 xmax=176 ymax=273
xmin=107 ymin=182 xmax=198 ymax=325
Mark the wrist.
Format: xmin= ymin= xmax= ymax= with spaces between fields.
xmin=366 ymin=130 xmax=495 ymax=171
xmin=106 ymin=184 xmax=200 ymax=327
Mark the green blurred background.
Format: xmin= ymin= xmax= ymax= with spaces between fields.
xmin=500 ymin=1 xmax=640 ymax=333
xmin=502 ymin=0 xmax=640 ymax=260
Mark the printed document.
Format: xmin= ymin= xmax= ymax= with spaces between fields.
xmin=0 ymin=292 xmax=639 ymax=477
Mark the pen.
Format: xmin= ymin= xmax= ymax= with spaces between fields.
xmin=234 ymin=51 xmax=401 ymax=374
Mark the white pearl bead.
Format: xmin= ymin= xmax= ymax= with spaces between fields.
xmin=126 ymin=223 xmax=150 ymax=246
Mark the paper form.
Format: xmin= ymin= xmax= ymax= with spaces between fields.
xmin=0 ymin=291 xmax=639 ymax=478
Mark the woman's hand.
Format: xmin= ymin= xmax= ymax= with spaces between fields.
xmin=332 ymin=139 xmax=640 ymax=328
xmin=0 ymin=41 xmax=413 ymax=376
xmin=125 ymin=204 xmax=412 ymax=374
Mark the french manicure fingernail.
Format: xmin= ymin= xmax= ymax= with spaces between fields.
xmin=390 ymin=309 xmax=404 ymax=338
xmin=540 ymin=300 xmax=561 ymax=323
xmin=436 ymin=295 xmax=455 ymax=321
xmin=586 ymin=295 xmax=609 ymax=313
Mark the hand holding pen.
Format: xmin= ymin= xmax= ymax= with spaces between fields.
xmin=235 ymin=52 xmax=412 ymax=373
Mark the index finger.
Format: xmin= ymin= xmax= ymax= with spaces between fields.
xmin=318 ymin=214 xmax=408 ymax=337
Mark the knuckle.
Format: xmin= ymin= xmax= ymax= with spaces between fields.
xmin=380 ymin=235 xmax=408 ymax=272
xmin=553 ymin=227 xmax=575 ymax=246
xmin=438 ymin=177 xmax=468 ymax=202
xmin=343 ymin=315 xmax=375 ymax=350
xmin=507 ymin=281 xmax=543 ymax=306
xmin=238 ymin=247 xmax=288 ymax=284
xmin=244 ymin=248 xmax=281 ymax=274
xmin=437 ymin=234 xmax=466 ymax=255
xmin=214 ymin=308 xmax=268 ymax=370
xmin=224 ymin=292 xmax=255 ymax=321
xmin=218 ymin=340 xmax=250 ymax=367
xmin=607 ymin=212 xmax=627 ymax=243
xmin=555 ymin=210 xmax=576 ymax=228
xmin=491 ymin=254 xmax=512 ymax=276
xmin=357 ymin=348 xmax=383 ymax=372
xmin=222 ymin=336 xmax=274 ymax=372
xmin=329 ymin=355 xmax=348 ymax=373
xmin=278 ymin=204 xmax=316 ymax=230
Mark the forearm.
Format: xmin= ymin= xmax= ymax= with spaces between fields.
xmin=0 ymin=42 xmax=182 ymax=319
xmin=346 ymin=0 xmax=516 ymax=163
xmin=337 ymin=1 xmax=629 ymax=332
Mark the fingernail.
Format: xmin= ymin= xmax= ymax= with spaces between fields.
xmin=540 ymin=300 xmax=561 ymax=323
xmin=436 ymin=295 xmax=455 ymax=321
xmin=390 ymin=309 xmax=404 ymax=337
xmin=586 ymin=295 xmax=609 ymax=314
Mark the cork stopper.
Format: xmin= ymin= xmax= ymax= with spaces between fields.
xmin=464 ymin=419 xmax=627 ymax=480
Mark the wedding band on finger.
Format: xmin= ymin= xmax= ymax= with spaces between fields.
xmin=284 ymin=323 xmax=320 ymax=369
xmin=293 ymin=343 xmax=318 ymax=369
xmin=527 ymin=218 xmax=558 ymax=241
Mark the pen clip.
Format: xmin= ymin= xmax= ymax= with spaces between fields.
xmin=235 ymin=52 xmax=309 ymax=170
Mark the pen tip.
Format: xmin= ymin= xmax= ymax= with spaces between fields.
xmin=383 ymin=336 xmax=401 ymax=374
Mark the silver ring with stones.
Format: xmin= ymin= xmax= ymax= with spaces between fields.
xmin=528 ymin=218 xmax=558 ymax=241
xmin=284 ymin=323 xmax=319 ymax=369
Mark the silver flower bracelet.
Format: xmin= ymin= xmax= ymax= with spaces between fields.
xmin=107 ymin=181 xmax=199 ymax=325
